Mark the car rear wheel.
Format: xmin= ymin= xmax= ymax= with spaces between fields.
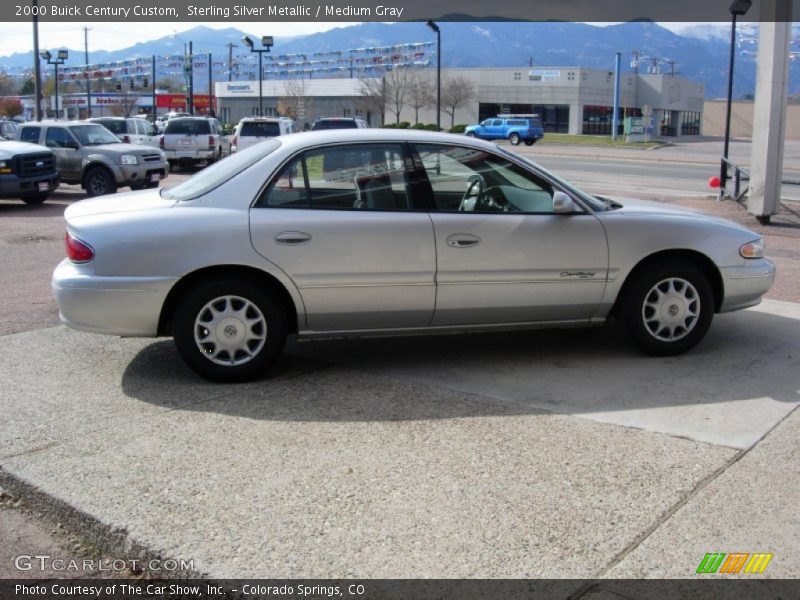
xmin=173 ymin=279 xmax=288 ymax=382
xmin=619 ymin=261 xmax=714 ymax=356
xmin=524 ymin=140 xmax=535 ymax=146
xmin=21 ymin=192 xmax=49 ymax=205
xmin=509 ymin=132 xmax=521 ymax=145
xmin=84 ymin=167 xmax=117 ymax=197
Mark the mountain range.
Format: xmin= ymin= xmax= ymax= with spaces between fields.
xmin=1 ymin=22 xmax=798 ymax=98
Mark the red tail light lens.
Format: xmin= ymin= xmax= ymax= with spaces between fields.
xmin=65 ymin=232 xmax=94 ymax=263
xmin=208 ymin=135 xmax=215 ymax=149
xmin=159 ymin=136 xmax=164 ymax=149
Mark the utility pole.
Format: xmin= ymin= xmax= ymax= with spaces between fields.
xmin=84 ymin=27 xmax=91 ymax=117
xmin=188 ymin=41 xmax=194 ymax=114
xmin=208 ymin=52 xmax=213 ymax=116
xmin=226 ymin=42 xmax=235 ymax=82
xmin=33 ymin=0 xmax=43 ymax=121
xmin=152 ymin=55 xmax=157 ymax=121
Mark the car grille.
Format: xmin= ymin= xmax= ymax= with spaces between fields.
xmin=141 ymin=153 xmax=162 ymax=163
xmin=17 ymin=153 xmax=56 ymax=178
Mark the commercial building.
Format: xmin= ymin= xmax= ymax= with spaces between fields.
xmin=703 ymin=99 xmax=800 ymax=140
xmin=215 ymin=67 xmax=705 ymax=137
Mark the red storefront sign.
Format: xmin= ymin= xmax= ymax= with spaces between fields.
xmin=155 ymin=94 xmax=212 ymax=109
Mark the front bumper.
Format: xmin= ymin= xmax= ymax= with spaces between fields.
xmin=52 ymin=259 xmax=177 ymax=337
xmin=0 ymin=172 xmax=59 ymax=198
xmin=109 ymin=161 xmax=168 ymax=187
xmin=719 ymin=258 xmax=776 ymax=313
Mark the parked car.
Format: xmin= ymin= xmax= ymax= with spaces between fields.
xmin=0 ymin=119 xmax=20 ymax=140
xmin=0 ymin=139 xmax=59 ymax=204
xmin=53 ymin=129 xmax=775 ymax=382
xmin=465 ymin=114 xmax=545 ymax=145
xmin=155 ymin=112 xmax=191 ymax=133
xmin=17 ymin=121 xmax=168 ymax=196
xmin=310 ymin=117 xmax=369 ymax=130
xmin=231 ymin=117 xmax=295 ymax=153
xmin=160 ymin=117 xmax=223 ymax=170
xmin=88 ymin=117 xmax=160 ymax=148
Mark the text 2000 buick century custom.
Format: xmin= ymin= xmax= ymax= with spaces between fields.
xmin=52 ymin=130 xmax=775 ymax=382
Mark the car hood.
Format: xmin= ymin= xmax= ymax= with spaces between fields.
xmin=65 ymin=189 xmax=176 ymax=220
xmin=611 ymin=197 xmax=754 ymax=231
xmin=0 ymin=140 xmax=50 ymax=157
xmin=85 ymin=143 xmax=158 ymax=155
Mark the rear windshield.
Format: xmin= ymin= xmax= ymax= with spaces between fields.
xmin=240 ymin=122 xmax=281 ymax=137
xmin=92 ymin=120 xmax=127 ymax=134
xmin=312 ymin=119 xmax=357 ymax=130
xmin=165 ymin=119 xmax=211 ymax=135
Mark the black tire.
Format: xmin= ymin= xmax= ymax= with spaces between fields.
xmin=145 ymin=180 xmax=160 ymax=189
xmin=84 ymin=167 xmax=117 ymax=197
xmin=465 ymin=131 xmax=476 ymax=138
xmin=509 ymin=132 xmax=521 ymax=146
xmin=130 ymin=181 xmax=145 ymax=191
xmin=619 ymin=261 xmax=714 ymax=356
xmin=524 ymin=140 xmax=535 ymax=146
xmin=21 ymin=192 xmax=48 ymax=205
xmin=173 ymin=279 xmax=288 ymax=382
xmin=168 ymin=160 xmax=175 ymax=172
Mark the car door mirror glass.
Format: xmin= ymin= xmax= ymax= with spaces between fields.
xmin=553 ymin=191 xmax=579 ymax=214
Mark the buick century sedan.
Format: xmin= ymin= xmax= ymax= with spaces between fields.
xmin=53 ymin=130 xmax=775 ymax=381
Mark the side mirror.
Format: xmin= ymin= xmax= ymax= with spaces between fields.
xmin=65 ymin=140 xmax=80 ymax=150
xmin=553 ymin=191 xmax=579 ymax=214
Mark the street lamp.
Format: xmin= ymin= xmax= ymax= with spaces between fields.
xmin=426 ymin=20 xmax=441 ymax=131
xmin=243 ymin=35 xmax=273 ymax=116
xmin=40 ymin=49 xmax=68 ymax=119
xmin=720 ymin=0 xmax=752 ymax=195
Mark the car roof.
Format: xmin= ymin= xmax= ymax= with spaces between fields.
xmin=275 ymin=128 xmax=500 ymax=153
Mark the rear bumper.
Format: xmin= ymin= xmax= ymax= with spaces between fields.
xmin=164 ymin=149 xmax=215 ymax=161
xmin=52 ymin=259 xmax=177 ymax=337
xmin=719 ymin=259 xmax=776 ymax=313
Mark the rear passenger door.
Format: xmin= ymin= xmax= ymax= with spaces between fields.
xmin=249 ymin=142 xmax=437 ymax=332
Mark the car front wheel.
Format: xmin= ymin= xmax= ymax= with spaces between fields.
xmin=173 ymin=279 xmax=288 ymax=382
xmin=465 ymin=131 xmax=476 ymax=137
xmin=84 ymin=167 xmax=117 ymax=197
xmin=619 ymin=261 xmax=714 ymax=356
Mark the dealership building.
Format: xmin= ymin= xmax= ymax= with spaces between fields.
xmin=215 ymin=67 xmax=705 ymax=137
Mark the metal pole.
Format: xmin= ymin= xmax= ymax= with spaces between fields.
xmin=84 ymin=27 xmax=91 ymax=117
xmin=227 ymin=43 xmax=234 ymax=82
xmin=612 ymin=52 xmax=621 ymax=141
xmin=258 ymin=51 xmax=263 ymax=116
xmin=436 ymin=29 xmax=441 ymax=131
xmin=152 ymin=55 xmax=156 ymax=121
xmin=208 ymin=53 xmax=213 ymax=116
xmin=54 ymin=62 xmax=59 ymax=120
xmin=33 ymin=0 xmax=42 ymax=121
xmin=188 ymin=41 xmax=194 ymax=114
xmin=721 ymin=13 xmax=738 ymax=192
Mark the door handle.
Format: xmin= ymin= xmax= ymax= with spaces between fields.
xmin=446 ymin=234 xmax=481 ymax=248
xmin=274 ymin=231 xmax=312 ymax=245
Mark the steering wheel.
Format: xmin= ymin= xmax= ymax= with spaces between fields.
xmin=458 ymin=174 xmax=485 ymax=212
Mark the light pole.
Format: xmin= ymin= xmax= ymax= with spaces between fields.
xmin=721 ymin=0 xmax=752 ymax=194
xmin=426 ymin=20 xmax=440 ymax=131
xmin=32 ymin=0 xmax=43 ymax=121
xmin=242 ymin=35 xmax=273 ymax=116
xmin=40 ymin=49 xmax=68 ymax=119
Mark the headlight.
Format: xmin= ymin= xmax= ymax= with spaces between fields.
xmin=120 ymin=154 xmax=138 ymax=165
xmin=0 ymin=160 xmax=10 ymax=174
xmin=740 ymin=238 xmax=765 ymax=259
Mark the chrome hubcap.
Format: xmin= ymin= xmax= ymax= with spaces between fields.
xmin=194 ymin=295 xmax=267 ymax=366
xmin=642 ymin=277 xmax=700 ymax=342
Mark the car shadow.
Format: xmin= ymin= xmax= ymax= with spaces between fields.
xmin=121 ymin=309 xmax=800 ymax=423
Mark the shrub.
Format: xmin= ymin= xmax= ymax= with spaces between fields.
xmin=448 ymin=124 xmax=467 ymax=134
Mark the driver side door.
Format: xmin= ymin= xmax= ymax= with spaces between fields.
xmin=413 ymin=143 xmax=609 ymax=326
xmin=44 ymin=126 xmax=82 ymax=181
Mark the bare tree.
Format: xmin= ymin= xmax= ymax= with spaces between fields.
xmin=407 ymin=73 xmax=432 ymax=125
xmin=110 ymin=92 xmax=140 ymax=117
xmin=440 ymin=75 xmax=476 ymax=129
xmin=278 ymin=78 xmax=313 ymax=123
xmin=384 ymin=68 xmax=410 ymax=124
xmin=357 ymin=77 xmax=387 ymax=125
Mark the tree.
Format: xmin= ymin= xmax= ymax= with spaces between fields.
xmin=0 ymin=97 xmax=23 ymax=119
xmin=357 ymin=77 xmax=387 ymax=125
xmin=110 ymin=92 xmax=140 ymax=117
xmin=19 ymin=78 xmax=35 ymax=96
xmin=0 ymin=74 xmax=16 ymax=97
xmin=407 ymin=73 xmax=432 ymax=125
xmin=278 ymin=78 xmax=313 ymax=123
xmin=440 ymin=75 xmax=476 ymax=129
xmin=384 ymin=67 xmax=410 ymax=124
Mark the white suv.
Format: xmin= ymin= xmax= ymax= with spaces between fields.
xmin=160 ymin=117 xmax=223 ymax=170
xmin=231 ymin=117 xmax=295 ymax=153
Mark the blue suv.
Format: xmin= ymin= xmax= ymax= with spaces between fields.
xmin=464 ymin=114 xmax=544 ymax=146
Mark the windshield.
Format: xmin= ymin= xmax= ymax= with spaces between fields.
xmin=495 ymin=146 xmax=609 ymax=212
xmin=161 ymin=139 xmax=281 ymax=202
xmin=69 ymin=124 xmax=120 ymax=145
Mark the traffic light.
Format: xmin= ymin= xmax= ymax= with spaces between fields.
xmin=143 ymin=77 xmax=149 ymax=88
xmin=115 ymin=81 xmax=121 ymax=91
xmin=130 ymin=79 xmax=134 ymax=90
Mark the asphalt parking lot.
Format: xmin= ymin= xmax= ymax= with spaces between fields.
xmin=1 ymin=141 xmax=799 ymax=583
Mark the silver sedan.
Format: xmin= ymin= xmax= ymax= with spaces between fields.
xmin=53 ymin=129 xmax=775 ymax=381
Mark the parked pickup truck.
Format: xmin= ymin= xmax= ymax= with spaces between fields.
xmin=17 ymin=120 xmax=168 ymax=197
xmin=0 ymin=139 xmax=59 ymax=204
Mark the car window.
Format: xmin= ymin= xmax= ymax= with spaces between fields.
xmin=165 ymin=120 xmax=211 ymax=135
xmin=414 ymin=144 xmax=555 ymax=213
xmin=491 ymin=119 xmax=503 ymax=127
xmin=133 ymin=119 xmax=146 ymax=135
xmin=45 ymin=127 xmax=75 ymax=148
xmin=258 ymin=143 xmax=411 ymax=211
xmin=161 ymin=139 xmax=281 ymax=202
xmin=311 ymin=119 xmax=357 ymax=130
xmin=93 ymin=120 xmax=126 ymax=135
xmin=19 ymin=127 xmax=40 ymax=143
xmin=508 ymin=120 xmax=527 ymax=127
xmin=240 ymin=122 xmax=281 ymax=137
xmin=69 ymin=125 xmax=120 ymax=146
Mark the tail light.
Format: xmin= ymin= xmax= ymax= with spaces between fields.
xmin=231 ymin=135 xmax=237 ymax=152
xmin=122 ymin=135 xmax=131 ymax=144
xmin=65 ymin=232 xmax=94 ymax=263
xmin=159 ymin=135 xmax=164 ymax=150
xmin=208 ymin=135 xmax=216 ymax=150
